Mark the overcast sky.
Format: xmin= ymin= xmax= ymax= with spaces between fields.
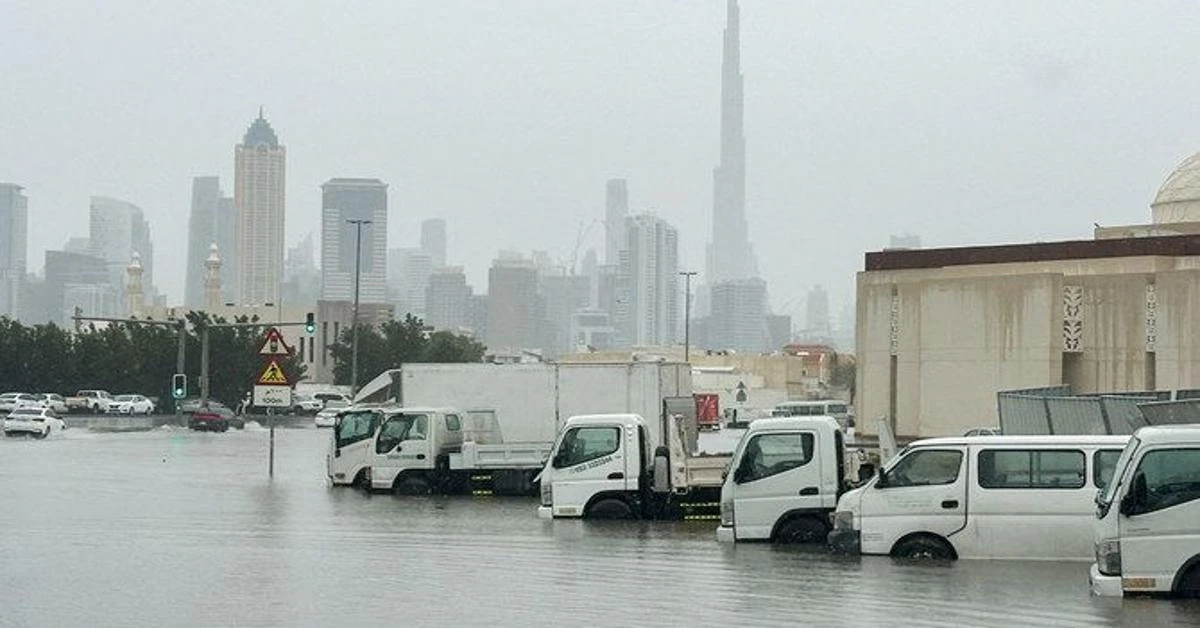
xmin=5 ymin=1 xmax=1200 ymax=323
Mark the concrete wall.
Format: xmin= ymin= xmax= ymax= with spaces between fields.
xmin=858 ymin=254 xmax=1200 ymax=438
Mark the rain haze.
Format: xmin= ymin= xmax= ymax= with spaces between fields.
xmin=5 ymin=0 xmax=1200 ymax=321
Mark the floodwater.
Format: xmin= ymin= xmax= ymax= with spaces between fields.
xmin=1 ymin=427 xmax=1197 ymax=627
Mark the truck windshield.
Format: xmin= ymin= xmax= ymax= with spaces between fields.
xmin=335 ymin=411 xmax=379 ymax=449
xmin=1098 ymin=436 xmax=1140 ymax=507
xmin=376 ymin=414 xmax=430 ymax=453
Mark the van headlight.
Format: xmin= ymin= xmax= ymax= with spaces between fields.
xmin=540 ymin=480 xmax=553 ymax=507
xmin=720 ymin=500 xmax=734 ymax=526
xmin=833 ymin=510 xmax=855 ymax=531
xmin=1095 ymin=539 xmax=1121 ymax=576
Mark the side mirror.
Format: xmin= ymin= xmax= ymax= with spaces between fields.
xmin=1119 ymin=474 xmax=1147 ymax=517
xmin=733 ymin=466 xmax=748 ymax=484
xmin=875 ymin=468 xmax=889 ymax=488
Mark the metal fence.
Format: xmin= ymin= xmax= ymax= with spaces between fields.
xmin=997 ymin=387 xmax=1197 ymax=435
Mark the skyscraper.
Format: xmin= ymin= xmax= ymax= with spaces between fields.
xmin=707 ymin=0 xmax=752 ymax=283
xmin=709 ymin=278 xmax=768 ymax=352
xmin=89 ymin=196 xmax=154 ymax=313
xmin=184 ymin=176 xmax=236 ymax=307
xmin=235 ymin=109 xmax=286 ymax=305
xmin=604 ymin=179 xmax=628 ymax=265
xmin=388 ymin=247 xmax=433 ymax=319
xmin=614 ymin=213 xmax=679 ymax=347
xmin=420 ymin=218 xmax=447 ymax=268
xmin=0 ymin=183 xmax=28 ymax=318
xmin=320 ymin=178 xmax=388 ymax=304
xmin=806 ymin=284 xmax=830 ymax=337
xmin=425 ymin=266 xmax=473 ymax=332
xmin=486 ymin=255 xmax=542 ymax=352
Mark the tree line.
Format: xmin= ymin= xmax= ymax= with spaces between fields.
xmin=0 ymin=312 xmax=484 ymax=409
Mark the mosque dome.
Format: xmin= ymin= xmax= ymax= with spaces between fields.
xmin=1151 ymin=152 xmax=1200 ymax=223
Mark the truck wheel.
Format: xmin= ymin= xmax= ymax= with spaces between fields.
xmin=586 ymin=498 xmax=633 ymax=519
xmin=1176 ymin=565 xmax=1200 ymax=598
xmin=774 ymin=516 xmax=829 ymax=544
xmin=891 ymin=535 xmax=955 ymax=560
xmin=394 ymin=476 xmax=431 ymax=496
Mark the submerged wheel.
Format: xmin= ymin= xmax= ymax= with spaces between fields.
xmin=394 ymin=476 xmax=432 ymax=496
xmin=585 ymin=498 xmax=633 ymax=520
xmin=1176 ymin=565 xmax=1200 ymax=598
xmin=774 ymin=516 xmax=830 ymax=544
xmin=892 ymin=535 xmax=955 ymax=560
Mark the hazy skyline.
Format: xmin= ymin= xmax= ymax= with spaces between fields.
xmin=6 ymin=1 xmax=1200 ymax=322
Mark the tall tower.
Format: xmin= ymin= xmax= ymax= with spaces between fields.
xmin=185 ymin=177 xmax=236 ymax=307
xmin=320 ymin=178 xmax=388 ymax=304
xmin=420 ymin=218 xmax=447 ymax=268
xmin=707 ymin=0 xmax=751 ymax=283
xmin=604 ymin=179 xmax=628 ymax=265
xmin=204 ymin=243 xmax=223 ymax=311
xmin=0 ymin=183 xmax=28 ymax=319
xmin=235 ymin=108 xmax=286 ymax=306
xmin=126 ymin=253 xmax=144 ymax=318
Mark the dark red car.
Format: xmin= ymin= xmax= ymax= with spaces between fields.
xmin=189 ymin=406 xmax=233 ymax=432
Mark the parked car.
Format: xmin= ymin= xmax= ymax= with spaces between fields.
xmin=37 ymin=393 xmax=70 ymax=415
xmin=292 ymin=394 xmax=324 ymax=415
xmin=3 ymin=407 xmax=66 ymax=438
xmin=106 ymin=394 xmax=155 ymax=415
xmin=0 ymin=393 xmax=41 ymax=414
xmin=313 ymin=392 xmax=352 ymax=406
xmin=66 ymin=390 xmax=113 ymax=414
xmin=178 ymin=397 xmax=205 ymax=414
xmin=314 ymin=400 xmax=350 ymax=428
xmin=189 ymin=405 xmax=234 ymax=432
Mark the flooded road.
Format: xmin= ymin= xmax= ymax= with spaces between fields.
xmin=1 ymin=427 xmax=1196 ymax=627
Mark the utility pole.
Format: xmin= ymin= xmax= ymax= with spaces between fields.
xmin=199 ymin=324 xmax=210 ymax=407
xmin=175 ymin=319 xmax=186 ymax=426
xmin=679 ymin=271 xmax=698 ymax=363
xmin=347 ymin=218 xmax=372 ymax=396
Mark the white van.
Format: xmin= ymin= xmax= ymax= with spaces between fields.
xmin=1090 ymin=425 xmax=1200 ymax=597
xmin=772 ymin=400 xmax=853 ymax=429
xmin=829 ymin=434 xmax=1129 ymax=560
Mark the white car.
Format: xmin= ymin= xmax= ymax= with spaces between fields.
xmin=0 ymin=392 xmax=41 ymax=414
xmin=37 ymin=393 xmax=69 ymax=415
xmin=292 ymin=394 xmax=324 ymax=415
xmin=4 ymin=407 xmax=66 ymax=438
xmin=314 ymin=400 xmax=351 ymax=428
xmin=106 ymin=394 xmax=155 ymax=415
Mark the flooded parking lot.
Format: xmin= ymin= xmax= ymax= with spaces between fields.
xmin=1 ymin=426 xmax=1196 ymax=627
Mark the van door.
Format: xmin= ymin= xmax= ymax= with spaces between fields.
xmin=856 ymin=446 xmax=968 ymax=556
xmin=731 ymin=429 xmax=824 ymax=540
xmin=549 ymin=423 xmax=627 ymax=517
xmin=327 ymin=410 xmax=380 ymax=484
xmin=1118 ymin=446 xmax=1200 ymax=593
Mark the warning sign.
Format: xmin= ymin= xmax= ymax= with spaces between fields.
xmin=257 ymin=327 xmax=293 ymax=356
xmin=257 ymin=359 xmax=290 ymax=386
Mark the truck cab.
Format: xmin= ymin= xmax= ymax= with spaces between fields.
xmin=368 ymin=407 xmax=470 ymax=494
xmin=537 ymin=414 xmax=651 ymax=519
xmin=327 ymin=406 xmax=386 ymax=486
xmin=715 ymin=416 xmax=844 ymax=543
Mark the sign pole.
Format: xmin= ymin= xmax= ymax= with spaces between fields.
xmin=252 ymin=327 xmax=293 ymax=480
xmin=268 ymin=407 xmax=275 ymax=478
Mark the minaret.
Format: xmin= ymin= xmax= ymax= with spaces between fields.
xmin=708 ymin=0 xmax=751 ymax=283
xmin=126 ymin=252 xmax=144 ymax=318
xmin=204 ymin=243 xmax=223 ymax=311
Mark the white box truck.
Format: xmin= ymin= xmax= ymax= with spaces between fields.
xmin=329 ymin=362 xmax=693 ymax=493
xmin=1090 ymin=425 xmax=1200 ymax=597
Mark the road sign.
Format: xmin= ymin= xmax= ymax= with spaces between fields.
xmin=253 ymin=385 xmax=292 ymax=408
xmin=257 ymin=327 xmax=293 ymax=356
xmin=257 ymin=359 xmax=290 ymax=386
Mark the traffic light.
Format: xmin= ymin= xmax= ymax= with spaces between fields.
xmin=172 ymin=374 xmax=187 ymax=399
xmin=305 ymin=312 xmax=315 ymax=334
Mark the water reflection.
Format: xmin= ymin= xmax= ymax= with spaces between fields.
xmin=0 ymin=429 xmax=1197 ymax=627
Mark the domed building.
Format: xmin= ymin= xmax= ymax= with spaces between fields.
xmin=854 ymin=151 xmax=1200 ymax=439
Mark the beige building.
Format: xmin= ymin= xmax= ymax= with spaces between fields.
xmin=857 ymin=151 xmax=1200 ymax=439
xmin=235 ymin=109 xmax=286 ymax=306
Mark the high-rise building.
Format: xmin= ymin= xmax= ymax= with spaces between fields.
xmin=420 ymin=218 xmax=447 ymax=268
xmin=89 ymin=196 xmax=154 ymax=314
xmin=806 ymin=284 xmax=831 ymax=337
xmin=425 ymin=266 xmax=472 ymax=332
xmin=706 ymin=0 xmax=753 ymax=283
xmin=234 ymin=108 xmax=286 ymax=306
xmin=184 ymin=176 xmax=237 ymax=307
xmin=321 ymin=178 xmax=388 ymax=304
xmin=541 ymin=273 xmax=591 ymax=356
xmin=486 ymin=255 xmax=542 ymax=352
xmin=605 ymin=179 xmax=628 ymax=265
xmin=43 ymin=249 xmax=115 ymax=324
xmin=388 ymin=247 xmax=433 ymax=320
xmin=709 ymin=277 xmax=768 ymax=352
xmin=0 ymin=183 xmax=28 ymax=318
xmin=614 ymin=213 xmax=679 ymax=347
xmin=282 ymin=233 xmax=320 ymax=308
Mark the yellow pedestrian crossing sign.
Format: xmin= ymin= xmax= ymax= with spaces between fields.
xmin=257 ymin=359 xmax=290 ymax=386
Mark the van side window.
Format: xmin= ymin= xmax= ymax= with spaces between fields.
xmin=978 ymin=450 xmax=1085 ymax=489
xmin=1132 ymin=449 xmax=1200 ymax=514
xmin=554 ymin=427 xmax=620 ymax=469
xmin=885 ymin=450 xmax=962 ymax=487
xmin=1093 ymin=450 xmax=1124 ymax=490
xmin=445 ymin=414 xmax=461 ymax=431
xmin=736 ymin=433 xmax=815 ymax=483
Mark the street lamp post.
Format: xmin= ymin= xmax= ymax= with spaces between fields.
xmin=347 ymin=218 xmax=372 ymax=395
xmin=679 ymin=271 xmax=698 ymax=363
